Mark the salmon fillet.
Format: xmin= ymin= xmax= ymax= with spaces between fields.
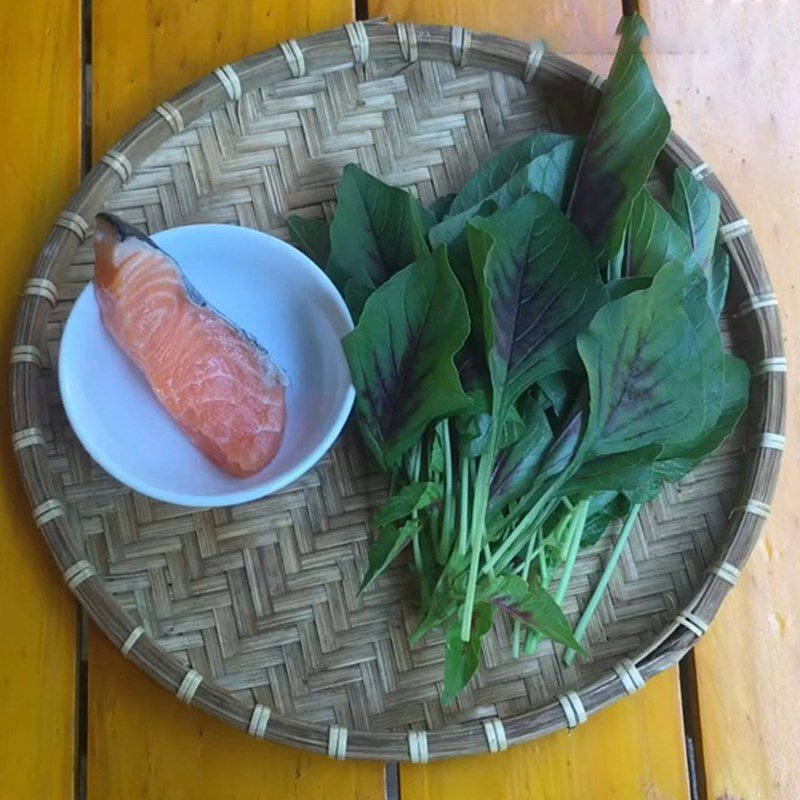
xmin=93 ymin=213 xmax=286 ymax=477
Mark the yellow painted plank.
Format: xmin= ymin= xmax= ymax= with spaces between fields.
xmin=88 ymin=3 xmax=385 ymax=797
xmin=370 ymin=1 xmax=690 ymax=796
xmin=0 ymin=0 xmax=81 ymax=798
xmin=92 ymin=0 xmax=356 ymax=157
xmin=88 ymin=628 xmax=385 ymax=799
xmin=636 ymin=2 xmax=800 ymax=797
xmin=400 ymin=670 xmax=689 ymax=799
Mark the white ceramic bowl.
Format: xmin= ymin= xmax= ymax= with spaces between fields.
xmin=59 ymin=223 xmax=354 ymax=507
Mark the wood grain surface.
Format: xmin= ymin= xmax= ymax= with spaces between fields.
xmin=0 ymin=1 xmax=81 ymax=798
xmin=3 ymin=0 xmax=797 ymax=797
xmin=87 ymin=3 xmax=387 ymax=799
xmin=399 ymin=669 xmax=689 ymax=800
xmin=88 ymin=629 xmax=385 ymax=800
xmin=92 ymin=0 xmax=356 ymax=157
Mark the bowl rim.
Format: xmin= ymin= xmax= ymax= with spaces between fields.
xmin=57 ymin=222 xmax=355 ymax=507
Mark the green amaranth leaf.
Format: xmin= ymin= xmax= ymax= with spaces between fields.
xmin=430 ymin=137 xmax=584 ymax=248
xmin=328 ymin=164 xmax=432 ymax=315
xmin=360 ymin=519 xmax=421 ymax=591
xmin=536 ymin=370 xmax=583 ymax=422
xmin=578 ymin=355 xmax=748 ymax=503
xmin=536 ymin=404 xmax=588 ymax=485
xmin=670 ymin=166 xmax=729 ymax=316
xmin=286 ymin=215 xmax=331 ymax=267
xmin=626 ymin=190 xmax=693 ymax=278
xmin=446 ymin=199 xmax=500 ymax=336
xmin=518 ymin=138 xmax=585 ymax=210
xmin=428 ymin=193 xmax=456 ymax=222
xmin=411 ymin=577 xmax=461 ymax=644
xmin=580 ymin=492 xmax=632 ymax=547
xmin=469 ymin=192 xmax=607 ymax=411
xmin=605 ymin=275 xmax=651 ymax=300
xmin=568 ymin=14 xmax=670 ymax=261
xmin=442 ymin=602 xmax=493 ymax=704
xmin=564 ymin=445 xmax=663 ymax=496
xmin=371 ymin=482 xmax=443 ymax=529
xmin=460 ymin=408 xmax=526 ymax=458
xmin=577 ymin=261 xmax=722 ymax=458
xmin=342 ymin=247 xmax=471 ymax=469
xmin=670 ymin=165 xmax=721 ymax=269
xmin=447 ymin=132 xmax=574 ymax=217
xmin=455 ymin=340 xmax=491 ymax=414
xmin=483 ymin=575 xmax=584 ymax=651
xmin=634 ymin=261 xmax=726 ymax=437
xmin=655 ymin=354 xmax=750 ymax=482
xmin=430 ymin=432 xmax=445 ymax=474
xmin=489 ymin=401 xmax=553 ymax=513
xmin=706 ymin=243 xmax=730 ymax=319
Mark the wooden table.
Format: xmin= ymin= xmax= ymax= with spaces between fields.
xmin=1 ymin=1 xmax=797 ymax=797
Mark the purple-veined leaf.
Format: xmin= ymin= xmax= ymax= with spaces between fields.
xmin=568 ymin=15 xmax=670 ymax=262
xmin=342 ymin=247 xmax=471 ymax=469
xmin=468 ymin=192 xmax=606 ymax=412
xmin=484 ymin=575 xmax=583 ymax=651
xmin=328 ymin=164 xmax=433 ymax=316
xmin=577 ymin=261 xmax=723 ymax=457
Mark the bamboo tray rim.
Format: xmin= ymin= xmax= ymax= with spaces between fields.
xmin=10 ymin=20 xmax=786 ymax=762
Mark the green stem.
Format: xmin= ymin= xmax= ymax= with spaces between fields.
xmin=512 ymin=527 xmax=541 ymax=658
xmin=525 ymin=498 xmax=589 ymax=655
xmin=483 ymin=475 xmax=569 ymax=576
xmin=407 ymin=441 xmax=422 ymax=483
xmin=510 ymin=503 xmax=575 ymax=659
xmin=460 ymin=411 xmax=501 ymax=642
xmin=483 ymin=544 xmax=496 ymax=581
xmin=410 ymin=441 xmax=423 ymax=577
xmin=437 ymin=421 xmax=456 ymax=563
xmin=563 ymin=503 xmax=642 ymax=666
xmin=412 ymin=535 xmax=423 ymax=577
xmin=538 ymin=546 xmax=550 ymax=588
xmin=458 ymin=456 xmax=470 ymax=556
xmin=460 ymin=449 xmax=494 ymax=641
xmin=554 ymin=499 xmax=589 ymax=604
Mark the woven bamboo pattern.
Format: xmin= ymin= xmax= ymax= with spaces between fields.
xmin=12 ymin=22 xmax=785 ymax=760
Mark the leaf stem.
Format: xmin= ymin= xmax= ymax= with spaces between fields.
xmin=525 ymin=498 xmax=589 ymax=655
xmin=512 ymin=526 xmax=541 ymax=657
xmin=460 ymin=415 xmax=501 ymax=642
xmin=563 ymin=503 xmax=642 ymax=666
xmin=410 ymin=441 xmax=424 ymax=577
xmin=460 ymin=453 xmax=493 ymax=641
xmin=438 ymin=421 xmax=456 ymax=563
xmin=483 ymin=544 xmax=496 ymax=581
xmin=458 ymin=455 xmax=470 ymax=556
xmin=483 ymin=475 xmax=568 ymax=576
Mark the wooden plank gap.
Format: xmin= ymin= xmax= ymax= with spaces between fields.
xmin=81 ymin=0 xmax=93 ymax=171
xmin=679 ymin=652 xmax=708 ymax=800
xmin=621 ymin=0 xmax=640 ymax=16
xmin=76 ymin=2 xmax=92 ymax=794
xmin=74 ymin=610 xmax=89 ymax=800
xmin=385 ymin=762 xmax=400 ymax=800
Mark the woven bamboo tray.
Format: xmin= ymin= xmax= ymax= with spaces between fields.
xmin=12 ymin=21 xmax=785 ymax=762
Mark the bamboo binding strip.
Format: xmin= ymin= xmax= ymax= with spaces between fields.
xmin=10 ymin=22 xmax=784 ymax=761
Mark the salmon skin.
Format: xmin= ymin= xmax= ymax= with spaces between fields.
xmin=93 ymin=213 xmax=287 ymax=477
